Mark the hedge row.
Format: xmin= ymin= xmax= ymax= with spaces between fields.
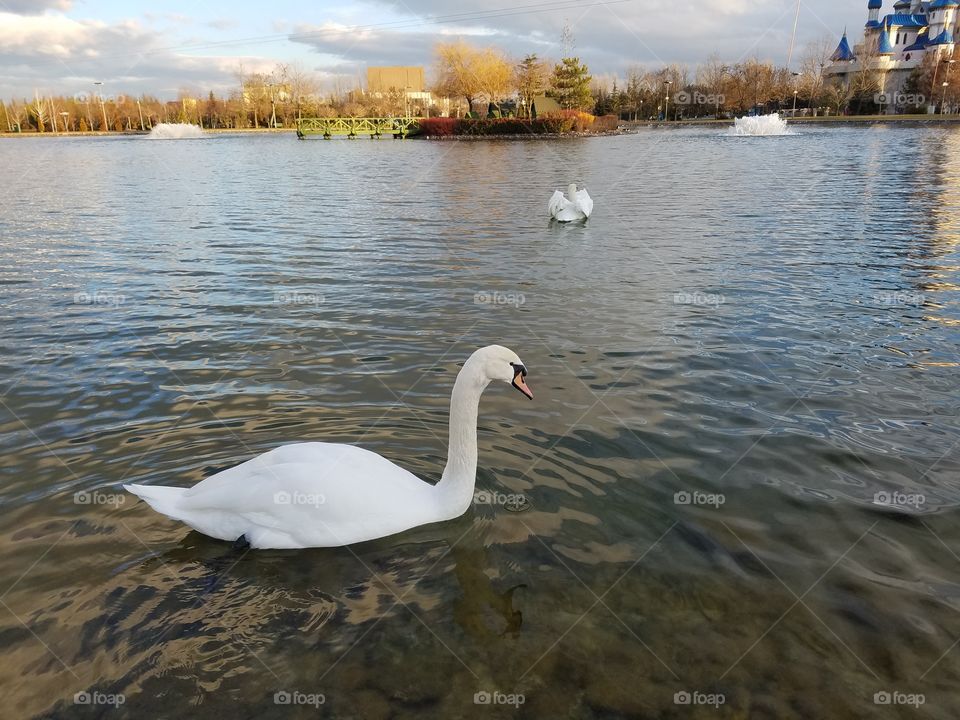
xmin=416 ymin=115 xmax=579 ymax=137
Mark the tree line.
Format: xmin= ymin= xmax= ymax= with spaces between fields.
xmin=3 ymin=33 xmax=924 ymax=133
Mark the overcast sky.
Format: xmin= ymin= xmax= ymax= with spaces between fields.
xmin=0 ymin=0 xmax=865 ymax=99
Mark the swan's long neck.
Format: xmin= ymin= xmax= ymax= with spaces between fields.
xmin=435 ymin=360 xmax=487 ymax=517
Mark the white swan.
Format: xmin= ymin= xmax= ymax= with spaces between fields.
xmin=549 ymin=182 xmax=593 ymax=222
xmin=124 ymin=345 xmax=533 ymax=549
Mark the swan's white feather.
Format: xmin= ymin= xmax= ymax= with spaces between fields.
xmin=574 ymin=189 xmax=593 ymax=218
xmin=127 ymin=443 xmax=438 ymax=548
xmin=548 ymin=190 xmax=567 ymax=218
xmin=549 ymin=187 xmax=592 ymax=222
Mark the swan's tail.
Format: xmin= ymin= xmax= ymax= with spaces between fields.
xmin=123 ymin=483 xmax=188 ymax=519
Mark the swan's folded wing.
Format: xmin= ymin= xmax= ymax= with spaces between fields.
xmin=575 ymin=189 xmax=593 ymax=218
xmin=548 ymin=190 xmax=569 ymax=218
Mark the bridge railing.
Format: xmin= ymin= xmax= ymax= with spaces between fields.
xmin=296 ymin=117 xmax=419 ymax=138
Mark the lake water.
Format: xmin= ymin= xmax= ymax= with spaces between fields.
xmin=2 ymin=126 xmax=960 ymax=718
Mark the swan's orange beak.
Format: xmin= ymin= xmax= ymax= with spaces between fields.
xmin=512 ymin=368 xmax=533 ymax=400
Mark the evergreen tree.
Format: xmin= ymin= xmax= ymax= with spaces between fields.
xmin=548 ymin=57 xmax=593 ymax=111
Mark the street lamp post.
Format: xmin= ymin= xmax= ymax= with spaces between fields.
xmin=943 ymin=59 xmax=957 ymax=114
xmin=93 ymin=81 xmax=108 ymax=131
xmin=790 ymin=71 xmax=800 ymax=117
xmin=663 ymin=80 xmax=672 ymax=121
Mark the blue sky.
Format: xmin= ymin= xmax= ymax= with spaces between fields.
xmin=0 ymin=0 xmax=866 ymax=99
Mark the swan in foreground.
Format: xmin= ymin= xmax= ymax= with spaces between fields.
xmin=549 ymin=183 xmax=593 ymax=222
xmin=124 ymin=345 xmax=533 ymax=549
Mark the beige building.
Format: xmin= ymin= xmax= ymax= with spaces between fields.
xmin=366 ymin=66 xmax=425 ymax=93
xmin=365 ymin=66 xmax=451 ymax=116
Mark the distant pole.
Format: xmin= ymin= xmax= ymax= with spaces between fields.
xmin=944 ymin=60 xmax=956 ymax=114
xmin=137 ymin=99 xmax=144 ymax=131
xmin=60 ymin=111 xmax=69 ymax=132
xmin=94 ymin=81 xmax=108 ymax=130
xmin=663 ymin=80 xmax=672 ymax=121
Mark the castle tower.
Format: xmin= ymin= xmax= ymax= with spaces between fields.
xmin=928 ymin=0 xmax=958 ymax=55
xmin=867 ymin=0 xmax=882 ymax=27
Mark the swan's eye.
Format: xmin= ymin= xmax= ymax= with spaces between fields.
xmin=510 ymin=362 xmax=527 ymax=377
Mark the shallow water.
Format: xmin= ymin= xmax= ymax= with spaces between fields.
xmin=2 ymin=126 xmax=960 ymax=718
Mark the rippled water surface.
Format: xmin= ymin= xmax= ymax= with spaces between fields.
xmin=3 ymin=126 xmax=960 ymax=718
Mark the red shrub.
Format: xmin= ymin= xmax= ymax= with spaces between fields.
xmin=417 ymin=117 xmax=457 ymax=136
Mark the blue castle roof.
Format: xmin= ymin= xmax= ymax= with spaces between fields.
xmin=905 ymin=27 xmax=930 ymax=49
xmin=877 ymin=22 xmax=895 ymax=52
xmin=831 ymin=31 xmax=856 ymax=61
xmin=866 ymin=19 xmax=882 ymax=26
xmin=929 ymin=28 xmax=955 ymax=44
xmin=868 ymin=0 xmax=882 ymax=7
xmin=885 ymin=13 xmax=928 ymax=26
xmin=930 ymin=0 xmax=960 ymax=8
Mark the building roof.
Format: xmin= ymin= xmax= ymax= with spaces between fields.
xmin=866 ymin=19 xmax=883 ymax=27
xmin=929 ymin=0 xmax=960 ymax=8
xmin=904 ymin=27 xmax=930 ymax=49
xmin=877 ymin=21 xmax=895 ymax=52
xmin=885 ymin=13 xmax=928 ymax=26
xmin=929 ymin=27 xmax=955 ymax=44
xmin=868 ymin=0 xmax=883 ymax=7
xmin=831 ymin=31 xmax=856 ymax=61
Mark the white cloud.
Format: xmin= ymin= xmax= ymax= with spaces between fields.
xmin=0 ymin=12 xmax=272 ymax=98
xmin=3 ymin=0 xmax=72 ymax=14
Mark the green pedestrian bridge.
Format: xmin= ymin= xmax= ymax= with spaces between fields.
xmin=296 ymin=117 xmax=419 ymax=139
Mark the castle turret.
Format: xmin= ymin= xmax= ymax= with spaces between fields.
xmin=867 ymin=0 xmax=882 ymax=26
xmin=830 ymin=30 xmax=857 ymax=61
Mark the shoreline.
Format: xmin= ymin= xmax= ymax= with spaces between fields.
xmin=630 ymin=113 xmax=960 ymax=128
xmin=5 ymin=114 xmax=959 ymax=139
xmin=0 ymin=126 xmax=626 ymax=140
xmin=0 ymin=127 xmax=296 ymax=138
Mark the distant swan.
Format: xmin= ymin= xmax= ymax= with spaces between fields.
xmin=124 ymin=345 xmax=533 ymax=549
xmin=549 ymin=183 xmax=593 ymax=222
